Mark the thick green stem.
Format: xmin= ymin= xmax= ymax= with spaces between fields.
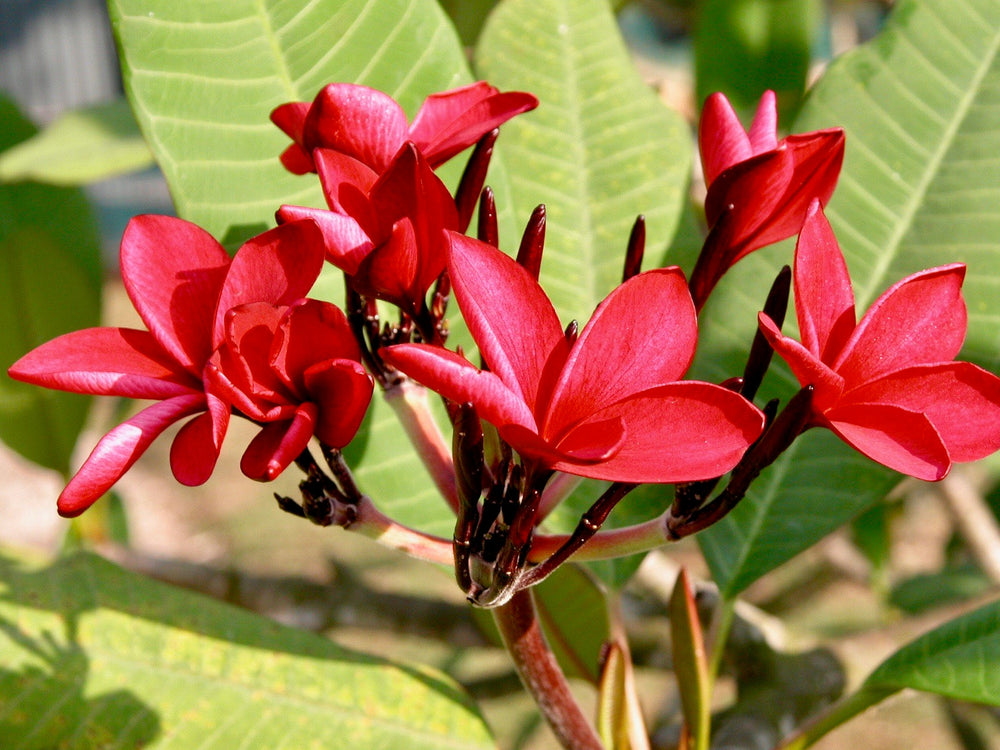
xmin=493 ymin=589 xmax=604 ymax=750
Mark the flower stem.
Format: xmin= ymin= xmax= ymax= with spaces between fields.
xmin=382 ymin=377 xmax=459 ymax=514
xmin=347 ymin=496 xmax=455 ymax=565
xmin=493 ymin=589 xmax=604 ymax=750
xmin=529 ymin=514 xmax=668 ymax=562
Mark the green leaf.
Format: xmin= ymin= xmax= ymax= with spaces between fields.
xmin=694 ymin=0 xmax=821 ymax=122
xmin=782 ymin=599 xmax=1000 ymax=749
xmin=0 ymin=99 xmax=154 ymax=185
xmin=596 ymin=637 xmax=650 ymax=750
xmin=108 ymin=0 xmax=479 ymax=247
xmin=794 ymin=0 xmax=1000 ymax=369
xmin=0 ymin=549 xmax=494 ymax=749
xmin=698 ymin=0 xmax=1000 ymax=597
xmin=0 ymin=95 xmax=102 ymax=476
xmin=475 ymin=0 xmax=693 ymax=324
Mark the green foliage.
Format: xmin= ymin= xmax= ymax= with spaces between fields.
xmin=0 ymin=99 xmax=153 ymax=186
xmin=0 ymin=95 xmax=102 ymax=476
xmin=0 ymin=550 xmax=494 ymax=749
xmin=108 ymin=0 xmax=478 ymax=248
xmin=697 ymin=0 xmax=1000 ymax=598
xmin=694 ymin=0 xmax=821 ymax=121
xmin=476 ymin=0 xmax=692 ymax=324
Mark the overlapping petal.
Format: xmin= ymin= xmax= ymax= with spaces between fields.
xmin=271 ymin=81 xmax=537 ymax=176
xmin=761 ymin=201 xmax=1000 ymax=479
xmin=386 ymin=235 xmax=764 ymax=483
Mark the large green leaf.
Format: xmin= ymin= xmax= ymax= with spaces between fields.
xmin=475 ymin=0 xmax=692 ymax=324
xmin=0 ymin=99 xmax=153 ymax=186
xmin=108 ymin=0 xmax=478 ymax=247
xmin=0 ymin=550 xmax=494 ymax=749
xmin=697 ymin=0 xmax=1000 ymax=597
xmin=780 ymin=599 xmax=1000 ymax=748
xmin=0 ymin=95 xmax=102 ymax=476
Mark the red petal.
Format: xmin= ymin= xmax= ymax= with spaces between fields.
xmin=240 ymin=404 xmax=318 ymax=481
xmin=699 ymin=92 xmax=752 ymax=186
xmin=353 ymin=218 xmax=421 ymax=308
xmin=747 ymin=90 xmax=778 ymax=153
xmin=410 ymin=85 xmax=539 ymax=167
xmin=8 ymin=327 xmax=198 ymax=398
xmin=279 ymin=144 xmax=316 ymax=175
xmin=303 ymin=83 xmax=409 ymax=173
xmin=841 ymin=362 xmax=1000 ymax=463
xmin=447 ymin=232 xmax=567 ymax=414
xmin=550 ymin=382 xmax=765 ymax=483
xmin=272 ymin=299 xmax=359 ymax=394
xmin=213 ymin=220 xmax=326 ymax=346
xmin=276 ymin=205 xmax=374 ymax=275
xmin=835 ymin=264 xmax=967 ymax=385
xmin=56 ymin=393 xmax=206 ymax=516
xmin=758 ymin=313 xmax=845 ymax=412
xmin=120 ymin=215 xmax=231 ymax=374
xmin=313 ymin=148 xmax=379 ymax=217
xmin=500 ymin=417 xmax=625 ymax=468
xmin=170 ymin=409 xmax=224 ymax=486
xmin=793 ymin=200 xmax=856 ymax=362
xmin=823 ymin=402 xmax=950 ymax=481
xmin=270 ymin=101 xmax=310 ymax=144
xmin=381 ymin=343 xmax=536 ymax=431
xmin=304 ymin=359 xmax=374 ymax=448
xmin=544 ymin=268 xmax=697 ymax=436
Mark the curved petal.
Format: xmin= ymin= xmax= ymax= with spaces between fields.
xmin=240 ymin=403 xmax=318 ymax=481
xmin=313 ymin=148 xmax=379 ymax=218
xmin=500 ymin=417 xmax=625 ymax=469
xmin=120 ymin=214 xmax=231 ymax=374
xmin=381 ymin=343 xmax=537 ymax=432
xmin=56 ymin=393 xmax=206 ymax=517
xmin=213 ymin=219 xmax=326 ymax=346
xmin=170 ymin=410 xmax=224 ymax=486
xmin=303 ymin=83 xmax=409 ymax=173
xmin=835 ymin=263 xmax=967 ymax=385
xmin=279 ymin=144 xmax=315 ymax=175
xmin=8 ymin=327 xmax=199 ymax=398
xmin=549 ymin=381 xmax=765 ymax=483
xmin=699 ymin=92 xmax=752 ymax=186
xmin=304 ymin=359 xmax=374 ymax=448
xmin=823 ymin=402 xmax=950 ymax=481
xmin=411 ymin=84 xmax=539 ymax=167
xmin=793 ymin=200 xmax=856 ymax=362
xmin=447 ymin=232 xmax=566 ymax=411
xmin=352 ymin=217 xmax=422 ymax=309
xmin=276 ymin=205 xmax=374 ymax=276
xmin=271 ymin=101 xmax=313 ymax=173
xmin=272 ymin=299 xmax=359 ymax=395
xmin=758 ymin=313 xmax=844 ymax=412
xmin=545 ymin=268 xmax=697 ymax=436
xmin=840 ymin=362 xmax=1000 ymax=463
xmin=747 ymin=90 xmax=778 ymax=153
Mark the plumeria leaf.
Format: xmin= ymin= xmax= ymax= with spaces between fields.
xmin=108 ymin=0 xmax=499 ymax=248
xmin=0 ymin=94 xmax=102 ymax=476
xmin=0 ymin=99 xmax=153 ymax=186
xmin=475 ymin=0 xmax=692 ymax=325
xmin=782 ymin=598 xmax=1000 ymax=747
xmin=696 ymin=0 xmax=1000 ymax=598
xmin=0 ymin=549 xmax=494 ymax=749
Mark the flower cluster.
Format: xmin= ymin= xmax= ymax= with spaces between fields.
xmin=9 ymin=82 xmax=1000 ymax=604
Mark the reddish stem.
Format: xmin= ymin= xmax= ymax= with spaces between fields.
xmin=493 ymin=589 xmax=604 ymax=750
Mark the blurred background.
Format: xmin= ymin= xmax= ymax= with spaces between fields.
xmin=5 ymin=2 xmax=1000 ymax=749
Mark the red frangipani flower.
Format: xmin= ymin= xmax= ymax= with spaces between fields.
xmin=690 ymin=90 xmax=845 ymax=309
xmin=205 ymin=299 xmax=373 ymax=481
xmin=8 ymin=215 xmax=327 ymax=516
xmin=271 ymin=81 xmax=538 ymax=175
xmin=278 ymin=142 xmax=458 ymax=314
xmin=382 ymin=233 xmax=765 ymax=483
xmin=758 ymin=200 xmax=1000 ymax=480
